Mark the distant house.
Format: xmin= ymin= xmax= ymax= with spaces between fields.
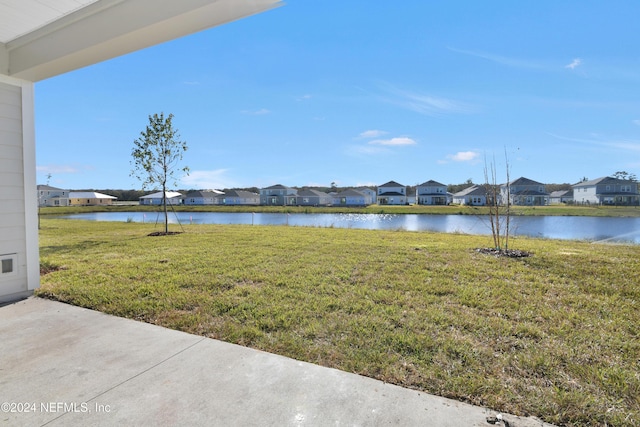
xmin=69 ymin=191 xmax=117 ymax=206
xmin=452 ymin=185 xmax=487 ymax=206
xmin=182 ymin=190 xmax=223 ymax=205
xmin=355 ymin=187 xmax=377 ymax=205
xmin=416 ymin=180 xmax=448 ymax=205
xmin=37 ymin=185 xmax=70 ymax=207
xmin=139 ymin=191 xmax=183 ymax=206
xmin=260 ymin=184 xmax=298 ymax=206
xmin=549 ymin=189 xmax=573 ymax=205
xmin=332 ymin=189 xmax=369 ymax=206
xmin=295 ymin=189 xmax=333 ymax=206
xmin=572 ymin=177 xmax=639 ymax=205
xmin=500 ymin=177 xmax=549 ymax=206
xmin=215 ymin=190 xmax=260 ymax=206
xmin=377 ymin=181 xmax=407 ymax=205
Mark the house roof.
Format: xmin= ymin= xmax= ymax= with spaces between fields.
xmin=417 ymin=180 xmax=446 ymax=187
xmin=297 ymin=189 xmax=330 ymax=198
xmin=262 ymin=184 xmax=291 ymax=190
xmin=549 ymin=190 xmax=573 ymax=198
xmin=379 ymin=180 xmax=405 ymax=188
xmin=69 ymin=191 xmax=116 ymax=199
xmin=337 ymin=189 xmax=366 ymax=197
xmin=1 ymin=0 xmax=283 ymax=81
xmin=183 ymin=190 xmax=219 ymax=198
xmin=573 ymin=176 xmax=635 ymax=187
xmin=453 ymin=185 xmax=486 ymax=197
xmin=217 ymin=190 xmax=259 ymax=198
xmin=508 ymin=177 xmax=545 ymax=186
xmin=140 ymin=191 xmax=182 ymax=199
xmin=378 ymin=191 xmax=405 ymax=197
xmin=37 ymin=185 xmax=67 ymax=191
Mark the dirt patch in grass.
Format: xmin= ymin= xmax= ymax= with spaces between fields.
xmin=147 ymin=231 xmax=183 ymax=237
xmin=40 ymin=262 xmax=65 ymax=276
xmin=475 ymin=248 xmax=533 ymax=258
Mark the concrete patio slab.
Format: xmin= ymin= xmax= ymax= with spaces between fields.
xmin=0 ymin=297 xmax=555 ymax=426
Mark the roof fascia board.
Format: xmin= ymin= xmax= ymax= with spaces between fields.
xmin=0 ymin=43 xmax=7 ymax=75
xmin=6 ymin=0 xmax=281 ymax=82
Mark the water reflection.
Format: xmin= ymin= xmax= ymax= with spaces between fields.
xmin=54 ymin=212 xmax=640 ymax=244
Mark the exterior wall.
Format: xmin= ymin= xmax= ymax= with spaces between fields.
xmin=69 ymin=197 xmax=114 ymax=206
xmin=38 ymin=188 xmax=70 ymax=206
xmin=0 ymin=77 xmax=39 ymax=303
xmin=218 ymin=196 xmax=260 ymax=205
xmin=140 ymin=197 xmax=182 ymax=205
xmin=183 ymin=197 xmax=216 ymax=205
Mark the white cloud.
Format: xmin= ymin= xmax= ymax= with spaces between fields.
xmin=180 ymin=169 xmax=238 ymax=189
xmin=447 ymin=151 xmax=480 ymax=162
xmin=358 ymin=129 xmax=388 ymax=139
xmin=369 ymin=137 xmax=417 ymax=146
xmin=565 ymin=58 xmax=582 ymax=70
xmin=376 ymin=82 xmax=474 ymax=116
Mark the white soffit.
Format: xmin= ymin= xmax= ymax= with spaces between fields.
xmin=0 ymin=0 xmax=282 ymax=82
xmin=0 ymin=0 xmax=101 ymax=44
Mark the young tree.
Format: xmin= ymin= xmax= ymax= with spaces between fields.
xmin=131 ymin=113 xmax=189 ymax=234
xmin=483 ymin=150 xmax=512 ymax=252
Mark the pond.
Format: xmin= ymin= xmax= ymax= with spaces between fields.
xmin=53 ymin=212 xmax=640 ymax=244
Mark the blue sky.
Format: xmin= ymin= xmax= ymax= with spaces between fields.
xmin=35 ymin=1 xmax=640 ymax=190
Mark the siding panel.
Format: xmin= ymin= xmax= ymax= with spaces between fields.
xmin=0 ymin=81 xmax=27 ymax=296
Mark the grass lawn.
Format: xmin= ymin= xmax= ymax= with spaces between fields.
xmin=37 ymin=219 xmax=640 ymax=427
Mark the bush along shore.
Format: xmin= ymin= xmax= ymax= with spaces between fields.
xmin=37 ymin=219 xmax=640 ymax=427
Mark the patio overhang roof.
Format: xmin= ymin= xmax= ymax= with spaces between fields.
xmin=0 ymin=0 xmax=282 ymax=82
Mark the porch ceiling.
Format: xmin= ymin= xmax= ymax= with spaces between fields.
xmin=0 ymin=0 xmax=282 ymax=82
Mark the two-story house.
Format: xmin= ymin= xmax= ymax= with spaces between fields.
xmin=416 ymin=180 xmax=448 ymax=205
xmin=37 ymin=185 xmax=70 ymax=207
xmin=377 ymin=181 xmax=407 ymax=205
xmin=260 ymin=184 xmax=298 ymax=206
xmin=500 ymin=177 xmax=549 ymax=206
xmin=572 ymin=177 xmax=639 ymax=205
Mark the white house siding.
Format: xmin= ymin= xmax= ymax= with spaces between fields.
xmin=0 ymin=78 xmax=38 ymax=302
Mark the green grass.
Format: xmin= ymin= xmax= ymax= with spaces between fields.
xmin=36 ymin=219 xmax=640 ymax=427
xmin=39 ymin=203 xmax=640 ymax=217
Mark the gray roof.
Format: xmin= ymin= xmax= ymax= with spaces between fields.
xmin=453 ymin=185 xmax=486 ymax=197
xmin=337 ymin=189 xmax=367 ymax=197
xmin=549 ymin=190 xmax=573 ymax=198
xmin=297 ymin=189 xmax=330 ymax=197
xmin=573 ymin=176 xmax=634 ymax=187
xmin=379 ymin=180 xmax=405 ymax=188
xmin=217 ymin=190 xmax=259 ymax=198
xmin=509 ymin=177 xmax=545 ymax=186
xmin=183 ymin=191 xmax=219 ymax=198
xmin=37 ymin=185 xmax=67 ymax=191
xmin=417 ymin=180 xmax=446 ymax=187
xmin=262 ymin=184 xmax=291 ymax=190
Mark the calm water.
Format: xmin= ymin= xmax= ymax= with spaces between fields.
xmin=54 ymin=212 xmax=640 ymax=244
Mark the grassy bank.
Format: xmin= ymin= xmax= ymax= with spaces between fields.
xmin=39 ymin=203 xmax=640 ymax=217
xmin=37 ymin=219 xmax=640 ymax=426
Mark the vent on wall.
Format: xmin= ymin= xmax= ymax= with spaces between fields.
xmin=0 ymin=254 xmax=17 ymax=277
